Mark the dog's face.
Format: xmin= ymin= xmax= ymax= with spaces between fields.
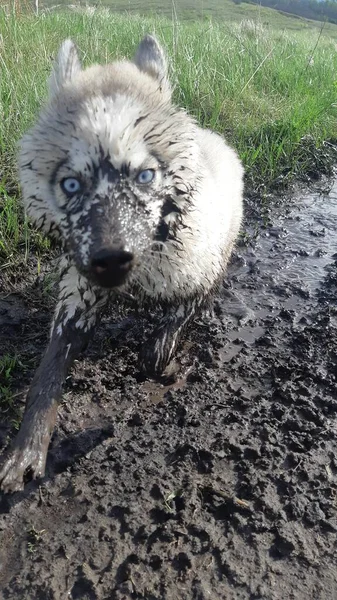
xmin=19 ymin=36 xmax=198 ymax=290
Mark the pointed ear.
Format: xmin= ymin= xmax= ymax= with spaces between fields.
xmin=133 ymin=35 xmax=170 ymax=94
xmin=49 ymin=39 xmax=81 ymax=99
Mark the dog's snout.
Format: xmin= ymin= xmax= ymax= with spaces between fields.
xmin=90 ymin=248 xmax=134 ymax=287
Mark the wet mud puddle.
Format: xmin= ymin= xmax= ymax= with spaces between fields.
xmin=214 ymin=181 xmax=337 ymax=364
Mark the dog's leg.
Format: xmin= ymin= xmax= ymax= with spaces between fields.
xmin=140 ymin=300 xmax=200 ymax=377
xmin=0 ymin=262 xmax=108 ymax=493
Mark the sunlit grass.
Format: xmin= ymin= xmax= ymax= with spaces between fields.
xmin=0 ymin=354 xmax=22 ymax=427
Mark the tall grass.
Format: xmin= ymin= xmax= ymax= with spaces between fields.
xmin=0 ymin=6 xmax=336 ymax=259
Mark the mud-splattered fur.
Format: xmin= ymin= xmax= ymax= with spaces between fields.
xmin=0 ymin=36 xmax=243 ymax=492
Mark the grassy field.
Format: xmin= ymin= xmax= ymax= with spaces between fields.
xmin=25 ymin=0 xmax=337 ymax=36
xmin=0 ymin=4 xmax=337 ymax=264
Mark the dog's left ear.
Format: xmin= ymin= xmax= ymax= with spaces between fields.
xmin=133 ymin=35 xmax=171 ymax=97
xmin=49 ymin=39 xmax=82 ymax=99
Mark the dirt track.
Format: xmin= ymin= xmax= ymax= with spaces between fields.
xmin=0 ymin=182 xmax=336 ymax=599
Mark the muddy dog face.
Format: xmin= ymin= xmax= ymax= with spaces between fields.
xmin=19 ymin=36 xmax=198 ymax=289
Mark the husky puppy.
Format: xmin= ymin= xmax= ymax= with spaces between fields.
xmin=0 ymin=36 xmax=243 ymax=492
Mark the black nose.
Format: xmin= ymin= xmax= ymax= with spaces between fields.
xmin=90 ymin=248 xmax=134 ymax=288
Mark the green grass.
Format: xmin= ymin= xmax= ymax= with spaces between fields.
xmin=0 ymin=182 xmax=26 ymax=260
xmin=0 ymin=181 xmax=50 ymax=268
xmin=0 ymin=4 xmax=337 ymax=262
xmin=27 ymin=0 xmax=337 ymax=36
xmin=0 ymin=354 xmax=22 ymax=426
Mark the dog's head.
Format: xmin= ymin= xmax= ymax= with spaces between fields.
xmin=19 ymin=36 xmax=198 ymax=289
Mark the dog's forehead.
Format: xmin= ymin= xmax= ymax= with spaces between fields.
xmin=67 ymin=135 xmax=149 ymax=174
xmin=64 ymin=93 xmax=154 ymax=171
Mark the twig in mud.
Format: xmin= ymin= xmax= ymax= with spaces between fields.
xmin=202 ymin=485 xmax=251 ymax=510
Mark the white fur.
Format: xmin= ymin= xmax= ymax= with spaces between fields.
xmin=53 ymin=262 xmax=107 ymax=334
xmin=19 ymin=36 xmax=244 ymax=306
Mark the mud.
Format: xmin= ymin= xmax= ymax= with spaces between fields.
xmin=0 ymin=181 xmax=336 ymax=599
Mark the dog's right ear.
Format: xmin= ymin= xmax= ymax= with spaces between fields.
xmin=49 ymin=39 xmax=81 ymax=99
xmin=133 ymin=35 xmax=171 ymax=98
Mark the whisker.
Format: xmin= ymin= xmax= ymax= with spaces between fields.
xmin=132 ymin=272 xmax=156 ymax=296
xmin=138 ymin=264 xmax=157 ymax=284
xmin=142 ymin=242 xmax=183 ymax=267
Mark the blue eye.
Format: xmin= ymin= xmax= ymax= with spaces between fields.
xmin=136 ymin=169 xmax=155 ymax=184
xmin=61 ymin=177 xmax=82 ymax=195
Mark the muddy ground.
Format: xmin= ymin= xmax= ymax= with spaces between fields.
xmin=0 ymin=181 xmax=336 ymax=600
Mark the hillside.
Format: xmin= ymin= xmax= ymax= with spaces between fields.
xmin=39 ymin=0 xmax=337 ymax=38
xmin=243 ymin=0 xmax=337 ymax=25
